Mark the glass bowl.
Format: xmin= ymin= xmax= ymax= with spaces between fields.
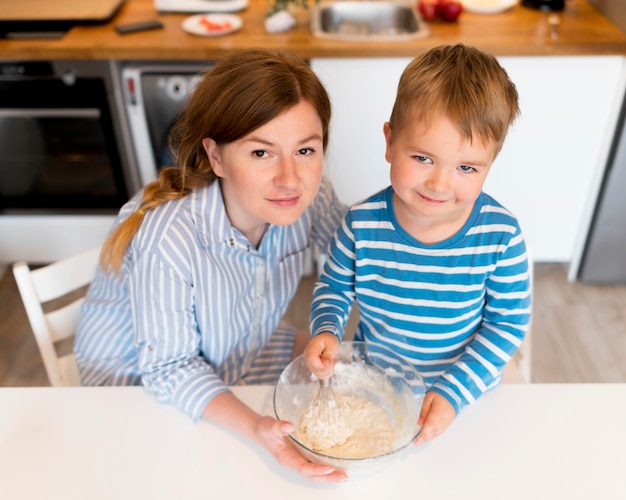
xmin=273 ymin=341 xmax=426 ymax=476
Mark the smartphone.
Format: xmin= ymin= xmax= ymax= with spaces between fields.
xmin=115 ymin=20 xmax=164 ymax=35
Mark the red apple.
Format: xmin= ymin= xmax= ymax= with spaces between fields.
xmin=418 ymin=0 xmax=439 ymax=21
xmin=437 ymin=0 xmax=463 ymax=22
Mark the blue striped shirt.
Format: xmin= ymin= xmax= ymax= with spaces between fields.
xmin=74 ymin=177 xmax=345 ymax=420
xmin=310 ymin=186 xmax=531 ymax=414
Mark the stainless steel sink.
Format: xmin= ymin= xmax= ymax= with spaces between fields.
xmin=310 ymin=1 xmax=429 ymax=42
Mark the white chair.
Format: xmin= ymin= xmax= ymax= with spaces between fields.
xmin=502 ymin=248 xmax=534 ymax=384
xmin=12 ymin=246 xmax=101 ymax=387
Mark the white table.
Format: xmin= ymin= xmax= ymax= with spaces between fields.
xmin=1 ymin=384 xmax=625 ymax=499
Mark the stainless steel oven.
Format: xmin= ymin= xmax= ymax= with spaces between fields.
xmin=0 ymin=60 xmax=138 ymax=263
xmin=120 ymin=61 xmax=214 ymax=186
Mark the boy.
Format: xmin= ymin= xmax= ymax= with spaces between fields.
xmin=305 ymin=44 xmax=531 ymax=445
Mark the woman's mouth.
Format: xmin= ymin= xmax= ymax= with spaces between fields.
xmin=268 ymin=196 xmax=300 ymax=208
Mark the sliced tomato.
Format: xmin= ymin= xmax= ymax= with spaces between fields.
xmin=199 ymin=17 xmax=232 ymax=32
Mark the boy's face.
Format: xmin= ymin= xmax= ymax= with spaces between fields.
xmin=384 ymin=112 xmax=498 ymax=241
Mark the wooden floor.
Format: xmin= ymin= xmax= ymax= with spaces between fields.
xmin=1 ymin=263 xmax=625 ymax=386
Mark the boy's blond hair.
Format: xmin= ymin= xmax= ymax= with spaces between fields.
xmin=389 ymin=44 xmax=519 ymax=152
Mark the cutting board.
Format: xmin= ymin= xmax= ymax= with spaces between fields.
xmin=0 ymin=0 xmax=125 ymax=21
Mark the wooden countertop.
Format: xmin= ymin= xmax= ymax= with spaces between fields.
xmin=0 ymin=0 xmax=625 ymax=60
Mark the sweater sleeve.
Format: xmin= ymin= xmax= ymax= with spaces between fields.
xmin=310 ymin=211 xmax=356 ymax=340
xmin=429 ymin=230 xmax=532 ymax=414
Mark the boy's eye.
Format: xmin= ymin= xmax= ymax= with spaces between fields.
xmin=415 ymin=155 xmax=432 ymax=164
xmin=458 ymin=165 xmax=476 ymax=173
xmin=252 ymin=150 xmax=268 ymax=158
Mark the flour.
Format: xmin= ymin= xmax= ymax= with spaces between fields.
xmin=298 ymin=394 xmax=395 ymax=459
xmin=298 ymin=394 xmax=353 ymax=451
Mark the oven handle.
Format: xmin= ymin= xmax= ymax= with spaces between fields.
xmin=0 ymin=108 xmax=101 ymax=118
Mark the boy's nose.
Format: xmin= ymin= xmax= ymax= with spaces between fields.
xmin=425 ymin=168 xmax=450 ymax=192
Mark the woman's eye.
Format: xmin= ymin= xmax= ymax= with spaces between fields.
xmin=252 ymin=150 xmax=268 ymax=158
xmin=298 ymin=147 xmax=315 ymax=156
xmin=458 ymin=165 xmax=476 ymax=173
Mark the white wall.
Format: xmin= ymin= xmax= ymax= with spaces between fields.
xmin=312 ymin=55 xmax=626 ymax=262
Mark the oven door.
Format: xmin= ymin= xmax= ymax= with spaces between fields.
xmin=0 ymin=66 xmax=129 ymax=213
xmin=0 ymin=61 xmax=137 ymax=263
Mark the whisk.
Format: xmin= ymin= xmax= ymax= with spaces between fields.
xmin=311 ymin=377 xmax=344 ymax=424
xmin=299 ymin=376 xmax=353 ymax=450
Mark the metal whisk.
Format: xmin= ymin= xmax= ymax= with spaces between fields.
xmin=311 ymin=377 xmax=343 ymax=424
xmin=300 ymin=376 xmax=353 ymax=451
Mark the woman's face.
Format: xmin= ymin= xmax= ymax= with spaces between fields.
xmin=203 ymin=101 xmax=324 ymax=246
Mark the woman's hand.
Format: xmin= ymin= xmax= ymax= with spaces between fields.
xmin=203 ymin=391 xmax=347 ymax=482
xmin=256 ymin=415 xmax=348 ymax=482
xmin=303 ymin=332 xmax=340 ymax=380
xmin=413 ymin=391 xmax=456 ymax=446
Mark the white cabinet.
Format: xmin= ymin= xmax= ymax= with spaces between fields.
xmin=312 ymin=56 xmax=626 ymax=262
xmin=0 ymin=215 xmax=115 ymax=264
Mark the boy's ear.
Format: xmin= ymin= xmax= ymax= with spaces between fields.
xmin=202 ymin=137 xmax=224 ymax=177
xmin=383 ymin=122 xmax=393 ymax=163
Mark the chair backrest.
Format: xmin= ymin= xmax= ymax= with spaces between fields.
xmin=502 ymin=246 xmax=534 ymax=384
xmin=12 ymin=246 xmax=101 ymax=387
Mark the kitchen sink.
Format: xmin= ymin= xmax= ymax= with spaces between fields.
xmin=310 ymin=1 xmax=429 ymax=42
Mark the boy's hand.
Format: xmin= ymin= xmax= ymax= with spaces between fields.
xmin=414 ymin=391 xmax=456 ymax=446
xmin=303 ymin=332 xmax=340 ymax=380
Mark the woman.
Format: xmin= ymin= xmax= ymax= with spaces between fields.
xmin=74 ymin=50 xmax=347 ymax=482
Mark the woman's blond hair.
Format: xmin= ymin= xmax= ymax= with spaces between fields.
xmin=101 ymin=49 xmax=331 ymax=274
xmin=389 ymin=44 xmax=519 ymax=152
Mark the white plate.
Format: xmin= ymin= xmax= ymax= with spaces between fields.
xmin=462 ymin=0 xmax=517 ymax=14
xmin=182 ymin=13 xmax=243 ymax=36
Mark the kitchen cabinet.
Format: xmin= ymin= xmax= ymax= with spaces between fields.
xmin=0 ymin=215 xmax=115 ymax=263
xmin=311 ymin=55 xmax=626 ymax=262
xmin=2 ymin=0 xmax=625 ymax=264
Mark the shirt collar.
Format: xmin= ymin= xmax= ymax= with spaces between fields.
xmin=190 ymin=180 xmax=276 ymax=251
xmin=190 ymin=180 xmax=234 ymax=247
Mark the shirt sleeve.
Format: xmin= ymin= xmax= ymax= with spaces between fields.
xmin=429 ymin=230 xmax=532 ymax=414
xmin=129 ymin=250 xmax=229 ymax=421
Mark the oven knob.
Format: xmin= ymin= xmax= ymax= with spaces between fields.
xmin=62 ymin=70 xmax=77 ymax=86
xmin=165 ymin=76 xmax=189 ymax=101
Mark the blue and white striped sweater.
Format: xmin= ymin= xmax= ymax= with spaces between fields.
xmin=310 ymin=186 xmax=531 ymax=413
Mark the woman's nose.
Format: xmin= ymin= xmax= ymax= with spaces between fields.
xmin=275 ymin=157 xmax=298 ymax=188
